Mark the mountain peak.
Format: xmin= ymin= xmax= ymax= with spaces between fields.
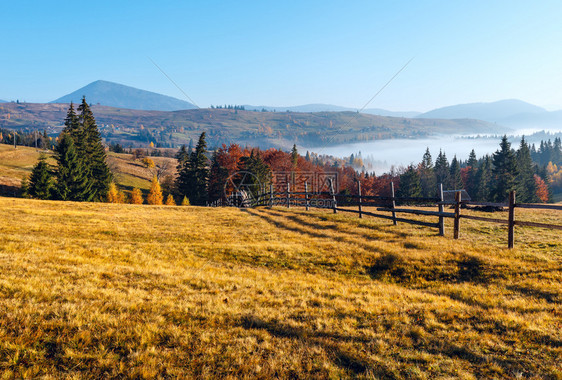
xmin=50 ymin=80 xmax=196 ymax=111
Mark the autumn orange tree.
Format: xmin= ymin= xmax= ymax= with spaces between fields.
xmin=147 ymin=176 xmax=163 ymax=205
xmin=130 ymin=188 xmax=144 ymax=204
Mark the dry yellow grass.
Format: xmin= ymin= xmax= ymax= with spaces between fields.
xmin=0 ymin=145 xmax=176 ymax=193
xmin=0 ymin=197 xmax=560 ymax=378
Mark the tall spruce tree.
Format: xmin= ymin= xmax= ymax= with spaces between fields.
xmin=397 ymin=165 xmax=422 ymax=200
xmin=492 ymin=136 xmax=518 ymax=202
xmin=449 ymin=155 xmax=463 ymax=190
xmin=515 ymin=137 xmax=538 ymax=202
xmin=208 ymin=151 xmax=229 ymax=203
xmin=465 ymin=149 xmax=478 ymax=198
xmin=434 ymin=150 xmax=450 ymax=189
xmin=77 ymin=97 xmax=112 ymax=201
xmin=419 ymin=148 xmax=436 ymax=197
xmin=62 ymin=102 xmax=81 ymax=144
xmin=291 ymin=144 xmax=298 ymax=169
xmin=237 ymin=150 xmax=271 ymax=198
xmin=177 ymin=132 xmax=209 ymax=205
xmin=475 ymin=155 xmax=493 ymax=201
xmin=28 ymin=155 xmax=54 ymax=200
xmin=55 ymin=133 xmax=91 ymax=201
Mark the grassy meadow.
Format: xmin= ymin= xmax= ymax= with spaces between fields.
xmin=0 ymin=197 xmax=560 ymax=378
xmin=0 ymin=144 xmax=176 ymax=195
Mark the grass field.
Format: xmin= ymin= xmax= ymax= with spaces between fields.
xmin=0 ymin=197 xmax=560 ymax=378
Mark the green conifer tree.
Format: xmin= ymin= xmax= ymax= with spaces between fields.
xmin=177 ymin=132 xmax=209 ymax=205
xmin=77 ymin=97 xmax=112 ymax=201
xmin=465 ymin=149 xmax=478 ymax=198
xmin=28 ymin=155 xmax=54 ymax=200
xmin=419 ymin=147 xmax=436 ymax=197
xmin=449 ymin=155 xmax=463 ymax=190
xmin=434 ymin=150 xmax=450 ymax=189
xmin=492 ymin=136 xmax=518 ymax=202
xmin=397 ymin=165 xmax=422 ymax=200
xmin=515 ymin=137 xmax=538 ymax=202
xmin=475 ymin=155 xmax=492 ymax=201
xmin=55 ymin=133 xmax=91 ymax=201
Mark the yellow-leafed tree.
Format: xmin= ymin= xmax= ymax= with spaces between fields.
xmin=147 ymin=176 xmax=163 ymax=205
xmin=165 ymin=194 xmax=176 ymax=206
xmin=130 ymin=188 xmax=144 ymax=204
xmin=181 ymin=196 xmax=190 ymax=206
xmin=108 ymin=183 xmax=126 ymax=203
xmin=107 ymin=183 xmax=119 ymax=203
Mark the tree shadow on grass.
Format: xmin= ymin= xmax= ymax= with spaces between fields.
xmin=238 ymin=315 xmax=395 ymax=377
xmin=242 ymin=208 xmax=391 ymax=256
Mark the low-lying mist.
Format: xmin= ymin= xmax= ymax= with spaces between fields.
xmin=307 ymin=128 xmax=562 ymax=174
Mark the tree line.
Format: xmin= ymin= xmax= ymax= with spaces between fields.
xmin=396 ymin=136 xmax=551 ymax=203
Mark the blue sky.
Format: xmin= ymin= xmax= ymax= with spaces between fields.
xmin=1 ymin=1 xmax=561 ymax=111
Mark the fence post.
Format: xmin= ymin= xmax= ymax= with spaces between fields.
xmin=508 ymin=190 xmax=516 ymax=249
xmin=438 ymin=183 xmax=444 ymax=236
xmin=305 ymin=181 xmax=310 ymax=211
xmin=390 ymin=182 xmax=397 ymax=225
xmin=454 ymin=191 xmax=461 ymax=239
xmin=357 ymin=179 xmax=362 ymax=218
xmin=269 ymin=184 xmax=273 ymax=208
xmin=287 ymin=182 xmax=291 ymax=209
xmin=329 ymin=178 xmax=337 ymax=214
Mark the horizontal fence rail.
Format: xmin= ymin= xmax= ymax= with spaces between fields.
xmin=211 ymin=180 xmax=561 ymax=249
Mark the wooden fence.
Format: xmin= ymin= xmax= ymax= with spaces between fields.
xmin=245 ymin=180 xmax=562 ymax=249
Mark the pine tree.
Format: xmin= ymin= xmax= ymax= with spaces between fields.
xmin=208 ymin=151 xmax=229 ymax=203
xmin=515 ymin=137 xmax=538 ymax=202
xmin=492 ymin=136 xmax=518 ymax=202
xmin=419 ymin=147 xmax=436 ymax=197
xmin=55 ymin=133 xmax=92 ymax=201
xmin=28 ymin=155 xmax=54 ymax=199
xmin=177 ymin=132 xmax=209 ymax=205
xmin=291 ymin=144 xmax=298 ymax=169
xmin=176 ymin=145 xmax=189 ymax=172
xmin=165 ymin=194 xmax=176 ymax=206
xmin=434 ymin=150 xmax=450 ymax=189
xmin=449 ymin=155 xmax=463 ymax=190
xmin=237 ymin=149 xmax=271 ymax=199
xmin=465 ymin=149 xmax=478 ymax=198
xmin=397 ymin=165 xmax=422 ymax=199
xmin=130 ymin=188 xmax=144 ymax=204
xmin=147 ymin=176 xmax=163 ymax=205
xmin=62 ymin=102 xmax=81 ymax=145
xmin=476 ymin=156 xmax=492 ymax=201
xmin=77 ymin=97 xmax=112 ymax=201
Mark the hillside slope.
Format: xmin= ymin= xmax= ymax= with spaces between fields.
xmin=51 ymin=80 xmax=196 ymax=111
xmin=0 ymin=144 xmax=176 ymax=196
xmin=0 ymin=103 xmax=505 ymax=149
xmin=0 ymin=198 xmax=560 ymax=378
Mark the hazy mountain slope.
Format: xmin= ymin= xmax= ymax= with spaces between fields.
xmin=0 ymin=103 xmax=506 ymax=149
xmin=418 ymin=99 xmax=546 ymax=122
xmin=244 ymin=103 xmax=420 ymax=117
xmin=0 ymin=100 xmax=7 ymax=103
xmin=50 ymin=80 xmax=196 ymax=111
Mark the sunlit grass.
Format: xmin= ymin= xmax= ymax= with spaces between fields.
xmin=0 ymin=197 xmax=560 ymax=378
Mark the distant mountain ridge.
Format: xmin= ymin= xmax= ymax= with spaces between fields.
xmin=418 ymin=99 xmax=546 ymax=121
xmin=0 ymin=99 xmax=7 ymax=103
xmin=50 ymin=80 xmax=196 ymax=111
xmin=417 ymin=99 xmax=562 ymax=130
xmin=243 ymin=103 xmax=420 ymax=117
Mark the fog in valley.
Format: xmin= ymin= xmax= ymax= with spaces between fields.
xmin=309 ymin=127 xmax=562 ymax=174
